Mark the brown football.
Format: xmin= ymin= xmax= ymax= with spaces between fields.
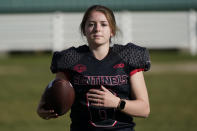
xmin=43 ymin=79 xmax=75 ymax=116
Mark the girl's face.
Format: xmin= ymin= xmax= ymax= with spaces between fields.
xmin=84 ymin=11 xmax=113 ymax=47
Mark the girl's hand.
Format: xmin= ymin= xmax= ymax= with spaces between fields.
xmin=36 ymin=72 xmax=68 ymax=120
xmin=37 ymin=100 xmax=58 ymax=120
xmin=87 ymin=85 xmax=120 ymax=108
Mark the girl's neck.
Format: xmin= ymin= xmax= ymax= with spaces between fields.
xmin=89 ymin=43 xmax=110 ymax=60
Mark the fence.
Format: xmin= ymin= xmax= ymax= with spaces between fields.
xmin=0 ymin=11 xmax=196 ymax=55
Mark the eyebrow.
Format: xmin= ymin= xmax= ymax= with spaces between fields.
xmin=88 ymin=20 xmax=108 ymax=23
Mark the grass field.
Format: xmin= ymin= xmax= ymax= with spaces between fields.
xmin=0 ymin=51 xmax=197 ymax=131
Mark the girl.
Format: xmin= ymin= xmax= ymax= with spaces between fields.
xmin=37 ymin=5 xmax=151 ymax=131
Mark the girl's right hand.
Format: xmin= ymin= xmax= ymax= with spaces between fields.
xmin=37 ymin=72 xmax=68 ymax=120
xmin=37 ymin=100 xmax=59 ymax=120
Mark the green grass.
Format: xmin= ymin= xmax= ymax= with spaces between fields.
xmin=149 ymin=50 xmax=197 ymax=63
xmin=0 ymin=52 xmax=197 ymax=131
xmin=0 ymin=53 xmax=70 ymax=131
xmin=135 ymin=73 xmax=197 ymax=131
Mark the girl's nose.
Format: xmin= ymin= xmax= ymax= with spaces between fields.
xmin=94 ymin=24 xmax=101 ymax=32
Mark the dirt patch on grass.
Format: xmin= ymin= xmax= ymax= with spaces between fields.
xmin=0 ymin=65 xmax=27 ymax=75
xmin=150 ymin=62 xmax=197 ymax=73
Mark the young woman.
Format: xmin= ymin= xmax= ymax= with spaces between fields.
xmin=37 ymin=5 xmax=151 ymax=131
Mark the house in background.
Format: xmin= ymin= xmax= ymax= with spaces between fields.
xmin=0 ymin=0 xmax=197 ymax=55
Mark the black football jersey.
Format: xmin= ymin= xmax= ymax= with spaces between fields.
xmin=50 ymin=43 xmax=151 ymax=130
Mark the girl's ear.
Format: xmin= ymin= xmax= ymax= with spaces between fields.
xmin=110 ymin=32 xmax=114 ymax=37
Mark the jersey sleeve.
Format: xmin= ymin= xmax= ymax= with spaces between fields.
xmin=50 ymin=47 xmax=82 ymax=73
xmin=125 ymin=43 xmax=151 ymax=73
xmin=114 ymin=43 xmax=151 ymax=74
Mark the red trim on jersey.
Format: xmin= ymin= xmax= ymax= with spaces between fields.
xmin=130 ymin=68 xmax=144 ymax=76
xmin=89 ymin=120 xmax=117 ymax=127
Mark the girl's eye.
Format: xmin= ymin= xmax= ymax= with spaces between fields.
xmin=88 ymin=23 xmax=94 ymax=27
xmin=102 ymin=24 xmax=108 ymax=26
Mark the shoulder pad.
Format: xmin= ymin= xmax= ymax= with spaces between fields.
xmin=50 ymin=45 xmax=88 ymax=73
xmin=113 ymin=43 xmax=151 ymax=71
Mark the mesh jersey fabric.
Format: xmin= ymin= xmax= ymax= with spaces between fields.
xmin=50 ymin=43 xmax=151 ymax=130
